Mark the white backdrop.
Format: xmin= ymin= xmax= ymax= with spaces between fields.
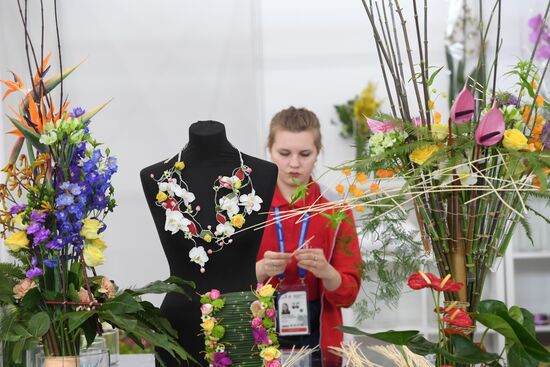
xmin=0 ymin=0 xmax=543 ymax=306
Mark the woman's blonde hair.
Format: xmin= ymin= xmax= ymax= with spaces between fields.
xmin=267 ymin=106 xmax=322 ymax=152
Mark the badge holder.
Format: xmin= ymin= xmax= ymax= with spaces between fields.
xmin=277 ymin=280 xmax=310 ymax=336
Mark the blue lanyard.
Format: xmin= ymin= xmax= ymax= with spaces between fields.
xmin=273 ymin=207 xmax=310 ymax=280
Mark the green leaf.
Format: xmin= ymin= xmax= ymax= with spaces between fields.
xmin=59 ymin=311 xmax=97 ymax=333
xmin=497 ymin=311 xmax=550 ymax=362
xmin=474 ymin=313 xmax=521 ymax=344
xmin=19 ymin=287 xmax=42 ymax=310
xmin=320 ymin=209 xmax=350 ymax=230
xmin=102 ymin=292 xmax=144 ymax=314
xmin=406 ymin=334 xmax=437 ymax=355
xmin=82 ymin=316 xmax=100 ymax=348
xmin=6 ymin=115 xmax=48 ymax=153
xmin=428 ymin=66 xmax=444 ymax=86
xmin=508 ymin=306 xmax=524 ymax=325
xmin=126 ymin=277 xmax=193 ymax=298
xmin=478 ymin=299 xmax=508 ymax=314
xmin=446 ymin=335 xmax=500 ymax=364
xmin=290 ymin=179 xmax=308 ymax=205
xmin=11 ymin=338 xmax=26 ymax=364
xmin=519 ymin=307 xmax=536 ymax=336
xmin=27 ymin=312 xmax=50 ymax=338
xmin=338 ymin=326 xmax=418 ymax=345
xmin=508 ymin=343 xmax=539 ymax=367
xmin=81 ymin=99 xmax=113 ymax=124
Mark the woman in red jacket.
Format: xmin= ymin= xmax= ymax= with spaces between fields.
xmin=256 ymin=107 xmax=362 ymax=365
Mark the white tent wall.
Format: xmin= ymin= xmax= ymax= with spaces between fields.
xmin=0 ymin=1 xmax=542 ymax=309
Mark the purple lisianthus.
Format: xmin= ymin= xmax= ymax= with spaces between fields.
xmin=26 ymin=257 xmax=43 ymax=278
xmin=33 ymin=228 xmax=51 ymax=245
xmin=26 ymin=222 xmax=43 ymax=235
xmin=541 ymin=122 xmax=550 ymax=150
xmin=529 ymin=14 xmax=550 ymax=60
xmin=212 ymin=351 xmax=232 ymax=367
xmin=9 ymin=204 xmax=26 ymax=215
xmin=30 ymin=210 xmax=47 ymax=223
xmin=71 ymin=107 xmax=86 ymax=118
xmin=252 ymin=327 xmax=270 ymax=345
xmin=492 ymin=92 xmax=518 ymax=108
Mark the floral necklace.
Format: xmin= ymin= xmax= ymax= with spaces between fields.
xmin=151 ymin=150 xmax=263 ymax=273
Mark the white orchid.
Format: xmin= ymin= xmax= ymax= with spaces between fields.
xmin=219 ymin=195 xmax=239 ymax=217
xmin=456 ymin=164 xmax=478 ymax=186
xmin=173 ymin=186 xmax=196 ymax=206
xmin=164 ymin=210 xmax=191 ymax=234
xmin=158 ymin=180 xmax=178 ymax=196
xmin=189 ymin=246 xmax=209 ymax=267
xmin=239 ymin=190 xmax=263 ymax=214
xmin=215 ymin=221 xmax=235 ymax=237
xmin=219 ymin=175 xmax=242 ymax=190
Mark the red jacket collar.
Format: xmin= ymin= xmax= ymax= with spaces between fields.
xmin=270 ymin=178 xmax=321 ymax=209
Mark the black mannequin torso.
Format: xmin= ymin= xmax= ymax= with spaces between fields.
xmin=139 ymin=121 xmax=277 ymax=366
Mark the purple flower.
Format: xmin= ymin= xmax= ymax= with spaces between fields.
xmin=30 ymin=210 xmax=46 ymax=223
xmin=212 ymin=351 xmax=232 ymax=367
xmin=252 ymin=327 xmax=270 ymax=345
xmin=107 ymin=157 xmax=118 ymax=173
xmin=541 ymin=122 xmax=550 ymax=150
xmin=46 ymin=236 xmax=66 ymax=250
xmin=491 ymin=92 xmax=519 ymax=108
xmin=26 ymin=222 xmax=43 ymax=235
xmin=56 ymin=210 xmax=68 ymax=222
xmin=71 ymin=107 xmax=86 ymax=118
xmin=44 ymin=258 xmax=58 ymax=268
xmin=529 ymin=14 xmax=550 ymax=60
xmin=33 ymin=228 xmax=51 ymax=245
xmin=60 ymin=222 xmax=73 ymax=234
xmin=56 ymin=193 xmax=74 ymax=207
xmin=26 ymin=267 xmax=43 ymax=278
xmin=9 ymin=204 xmax=26 ymax=215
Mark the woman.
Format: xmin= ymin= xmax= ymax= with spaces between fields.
xmin=256 ymin=106 xmax=362 ymax=364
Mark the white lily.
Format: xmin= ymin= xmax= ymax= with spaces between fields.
xmin=239 ymin=190 xmax=263 ymax=214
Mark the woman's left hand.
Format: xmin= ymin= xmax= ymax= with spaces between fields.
xmin=294 ymin=248 xmax=332 ymax=279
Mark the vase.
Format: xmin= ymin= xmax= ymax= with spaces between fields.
xmin=43 ymin=356 xmax=80 ymax=367
xmin=30 ymin=348 xmax=109 ymax=367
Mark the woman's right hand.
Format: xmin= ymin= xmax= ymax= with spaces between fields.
xmin=257 ymin=251 xmax=293 ymax=282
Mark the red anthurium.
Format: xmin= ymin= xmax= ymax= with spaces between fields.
xmin=366 ymin=117 xmax=395 ymax=133
xmin=475 ymin=103 xmax=505 ymax=146
xmin=216 ymin=213 xmax=226 ymax=224
xmin=441 ymin=308 xmax=474 ymax=328
xmin=450 ymin=85 xmax=475 ymax=124
xmin=443 ymin=327 xmax=468 ymax=338
xmin=187 ymin=222 xmax=198 ymax=236
xmin=407 ymin=272 xmax=464 ymax=292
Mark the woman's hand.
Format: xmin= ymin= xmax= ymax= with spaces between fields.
xmin=295 ymin=249 xmax=342 ymax=291
xmin=256 ymin=251 xmax=293 ymax=283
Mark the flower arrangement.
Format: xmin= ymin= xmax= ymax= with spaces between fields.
xmin=199 ymin=284 xmax=280 ymax=367
xmin=251 ymin=283 xmax=280 ymax=367
xmin=152 ymin=155 xmax=262 ymax=272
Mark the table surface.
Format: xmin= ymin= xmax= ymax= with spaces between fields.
xmin=117 ymin=354 xmax=155 ymax=367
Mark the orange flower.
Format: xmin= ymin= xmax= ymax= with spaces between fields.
xmin=532 ymin=176 xmax=542 ymax=192
xmin=536 ymin=95 xmax=545 ymax=107
xmin=355 ymin=204 xmax=365 ymax=212
xmin=342 ymin=167 xmax=352 ymax=176
xmin=375 ymin=169 xmax=394 ymax=178
xmin=370 ymin=183 xmax=380 ymax=192
xmin=356 ymin=171 xmax=367 ymax=184
xmin=335 ymin=184 xmax=345 ymax=195
xmin=536 ymin=115 xmax=544 ymax=124
xmin=523 ymin=106 xmax=531 ymax=123
xmin=349 ymin=184 xmax=364 ymax=197
xmin=434 ymin=111 xmax=442 ymax=124
xmin=532 ymin=80 xmax=539 ymax=90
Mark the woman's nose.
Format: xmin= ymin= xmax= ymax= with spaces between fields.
xmin=289 ymin=155 xmax=300 ymax=167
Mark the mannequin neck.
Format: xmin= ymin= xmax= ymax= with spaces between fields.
xmin=184 ymin=121 xmax=236 ymax=159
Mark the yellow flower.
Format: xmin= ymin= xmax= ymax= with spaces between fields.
xmin=260 ymin=346 xmax=281 ymax=362
xmin=4 ymin=231 xmax=30 ymax=252
xmin=80 ymin=219 xmax=102 ymax=240
xmin=13 ymin=213 xmax=27 ymax=230
xmin=428 ymin=99 xmax=435 ymax=110
xmin=201 ymin=318 xmax=215 ymax=332
xmin=83 ymin=245 xmax=105 ymax=267
xmin=174 ymin=161 xmax=185 ymax=170
xmin=502 ymin=129 xmax=528 ymax=150
xmin=356 ymin=172 xmax=367 ymax=184
xmin=431 ymin=123 xmax=448 ymax=141
xmin=434 ymin=111 xmax=442 ymax=124
xmin=352 ymin=82 xmax=381 ymax=122
xmin=203 ymin=234 xmax=212 ymax=243
xmin=258 ymin=284 xmax=276 ymax=298
xmin=88 ymin=238 xmax=107 ymax=251
xmin=342 ymin=168 xmax=352 ymax=176
xmin=230 ymin=214 xmax=246 ymax=229
xmin=335 ymin=184 xmax=345 ymax=195
xmin=409 ymin=145 xmax=440 ymax=165
xmin=156 ymin=191 xmax=168 ymax=203
xmin=234 ymin=179 xmax=242 ymax=190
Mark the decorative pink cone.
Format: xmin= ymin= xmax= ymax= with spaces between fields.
xmin=475 ymin=104 xmax=505 ymax=146
xmin=366 ymin=118 xmax=395 ymax=133
xmin=450 ymin=85 xmax=475 ymax=124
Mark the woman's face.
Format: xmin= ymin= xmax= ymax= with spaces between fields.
xmin=269 ymin=129 xmax=319 ymax=189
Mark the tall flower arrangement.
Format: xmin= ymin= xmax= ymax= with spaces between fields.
xmin=0 ymin=4 xmax=194 ymax=365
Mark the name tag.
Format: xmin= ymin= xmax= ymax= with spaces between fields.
xmin=277 ymin=284 xmax=310 ymax=336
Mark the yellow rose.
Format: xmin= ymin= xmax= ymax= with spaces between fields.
xmin=201 ymin=318 xmax=215 ymax=332
xmin=174 ymin=161 xmax=185 ymax=170
xmin=80 ymin=219 xmax=102 ymax=240
xmin=431 ymin=123 xmax=448 ymax=141
xmin=230 ymin=214 xmax=246 ymax=229
xmin=88 ymin=238 xmax=107 ymax=251
xmin=13 ymin=213 xmax=27 ymax=230
xmin=502 ymin=129 xmax=528 ymax=150
xmin=203 ymin=234 xmax=212 ymax=243
xmin=4 ymin=231 xmax=30 ymax=252
xmin=260 ymin=346 xmax=281 ymax=361
xmin=83 ymin=245 xmax=105 ymax=267
xmin=409 ymin=145 xmax=440 ymax=165
xmin=258 ymin=284 xmax=276 ymax=298
xmin=156 ymin=191 xmax=168 ymax=203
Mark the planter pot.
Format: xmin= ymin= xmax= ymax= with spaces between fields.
xmin=43 ymin=356 xmax=79 ymax=367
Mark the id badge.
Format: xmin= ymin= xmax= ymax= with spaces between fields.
xmin=277 ymin=282 xmax=310 ymax=336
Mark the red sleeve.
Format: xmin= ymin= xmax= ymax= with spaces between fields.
xmin=323 ymin=209 xmax=362 ymax=307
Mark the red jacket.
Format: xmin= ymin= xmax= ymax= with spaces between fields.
xmin=257 ymin=181 xmax=362 ymax=357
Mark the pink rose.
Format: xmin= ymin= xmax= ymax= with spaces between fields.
xmin=97 ymin=277 xmax=116 ymax=299
xmin=210 ymin=289 xmax=221 ymax=299
xmin=201 ymin=303 xmax=213 ymax=316
xmin=77 ymin=287 xmax=95 ymax=304
xmin=251 ymin=317 xmax=263 ymax=328
xmin=266 ymin=308 xmax=276 ymax=319
xmin=256 ymin=283 xmax=264 ymax=291
xmin=13 ymin=278 xmax=36 ymax=300
xmin=266 ymin=360 xmax=281 ymax=367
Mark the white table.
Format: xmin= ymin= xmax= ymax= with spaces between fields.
xmin=117 ymin=354 xmax=155 ymax=367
